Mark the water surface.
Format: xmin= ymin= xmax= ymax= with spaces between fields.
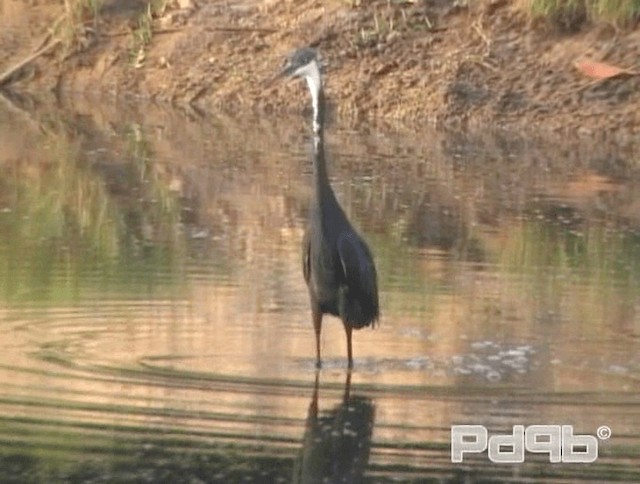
xmin=0 ymin=93 xmax=639 ymax=482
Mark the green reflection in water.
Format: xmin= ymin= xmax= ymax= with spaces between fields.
xmin=502 ymin=219 xmax=640 ymax=286
xmin=500 ymin=217 xmax=640 ymax=337
xmin=0 ymin=121 xmax=185 ymax=304
xmin=0 ymin=430 xmax=294 ymax=483
xmin=368 ymin=232 xmax=437 ymax=317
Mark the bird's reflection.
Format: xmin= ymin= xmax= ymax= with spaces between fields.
xmin=292 ymin=372 xmax=375 ymax=483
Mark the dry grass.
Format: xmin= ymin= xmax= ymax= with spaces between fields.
xmin=520 ymin=0 xmax=640 ymax=29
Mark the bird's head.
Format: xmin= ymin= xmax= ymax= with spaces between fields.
xmin=274 ymin=48 xmax=326 ymax=135
xmin=278 ymin=48 xmax=322 ymax=82
xmin=277 ymin=48 xmax=323 ymax=109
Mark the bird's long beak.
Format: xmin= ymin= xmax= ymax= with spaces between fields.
xmin=266 ymin=59 xmax=297 ymax=87
xmin=266 ymin=70 xmax=286 ymax=87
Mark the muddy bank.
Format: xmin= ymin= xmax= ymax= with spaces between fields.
xmin=1 ymin=0 xmax=639 ymax=137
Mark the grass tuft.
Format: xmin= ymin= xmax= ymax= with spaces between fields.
xmin=591 ymin=0 xmax=640 ymax=24
xmin=59 ymin=0 xmax=102 ymax=48
xmin=130 ymin=0 xmax=171 ymax=67
xmin=521 ymin=0 xmax=640 ymax=29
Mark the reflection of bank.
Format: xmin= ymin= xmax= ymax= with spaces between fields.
xmin=292 ymin=372 xmax=375 ymax=483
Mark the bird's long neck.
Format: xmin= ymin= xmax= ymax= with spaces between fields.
xmin=312 ymin=130 xmax=331 ymax=197
xmin=312 ymin=86 xmax=325 ymax=136
xmin=306 ymin=65 xmax=335 ymax=207
xmin=304 ymin=61 xmax=324 ymax=136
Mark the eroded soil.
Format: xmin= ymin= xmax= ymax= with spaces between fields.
xmin=1 ymin=0 xmax=639 ymax=137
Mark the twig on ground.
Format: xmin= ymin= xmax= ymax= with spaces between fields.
xmin=471 ymin=14 xmax=492 ymax=56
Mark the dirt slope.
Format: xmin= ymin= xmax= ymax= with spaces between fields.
xmin=1 ymin=0 xmax=639 ymax=137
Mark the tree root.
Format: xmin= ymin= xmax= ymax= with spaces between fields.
xmin=0 ymin=39 xmax=62 ymax=88
xmin=0 ymin=13 xmax=65 ymax=88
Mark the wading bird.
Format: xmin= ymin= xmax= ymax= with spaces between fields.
xmin=277 ymin=48 xmax=379 ymax=368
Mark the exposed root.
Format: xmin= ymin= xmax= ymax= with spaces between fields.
xmin=0 ymin=13 xmax=65 ymax=88
xmin=0 ymin=39 xmax=62 ymax=88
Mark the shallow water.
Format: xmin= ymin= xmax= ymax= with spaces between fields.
xmin=0 ymin=93 xmax=639 ymax=482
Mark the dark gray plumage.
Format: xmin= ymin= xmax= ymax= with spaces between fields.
xmin=279 ymin=48 xmax=379 ymax=368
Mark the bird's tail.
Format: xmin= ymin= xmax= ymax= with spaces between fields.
xmin=340 ymin=287 xmax=379 ymax=329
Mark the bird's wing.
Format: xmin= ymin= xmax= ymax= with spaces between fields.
xmin=302 ymin=230 xmax=311 ymax=284
xmin=337 ymin=231 xmax=377 ymax=296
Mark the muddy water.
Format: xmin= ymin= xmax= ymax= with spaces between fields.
xmin=0 ymin=93 xmax=638 ymax=482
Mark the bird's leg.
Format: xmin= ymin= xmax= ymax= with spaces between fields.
xmin=343 ymin=368 xmax=352 ymax=402
xmin=344 ymin=324 xmax=353 ymax=368
xmin=308 ymin=370 xmax=320 ymax=423
xmin=313 ymin=309 xmax=323 ymax=368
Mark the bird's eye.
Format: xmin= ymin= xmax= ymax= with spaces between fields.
xmin=281 ymin=57 xmax=291 ymax=69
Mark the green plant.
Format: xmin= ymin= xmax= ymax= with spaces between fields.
xmin=129 ymin=0 xmax=171 ymax=67
xmin=521 ymin=0 xmax=640 ymax=29
xmin=592 ymin=0 xmax=640 ymax=24
xmin=59 ymin=0 xmax=102 ymax=47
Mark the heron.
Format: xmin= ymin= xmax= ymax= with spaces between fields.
xmin=277 ymin=48 xmax=379 ymax=368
